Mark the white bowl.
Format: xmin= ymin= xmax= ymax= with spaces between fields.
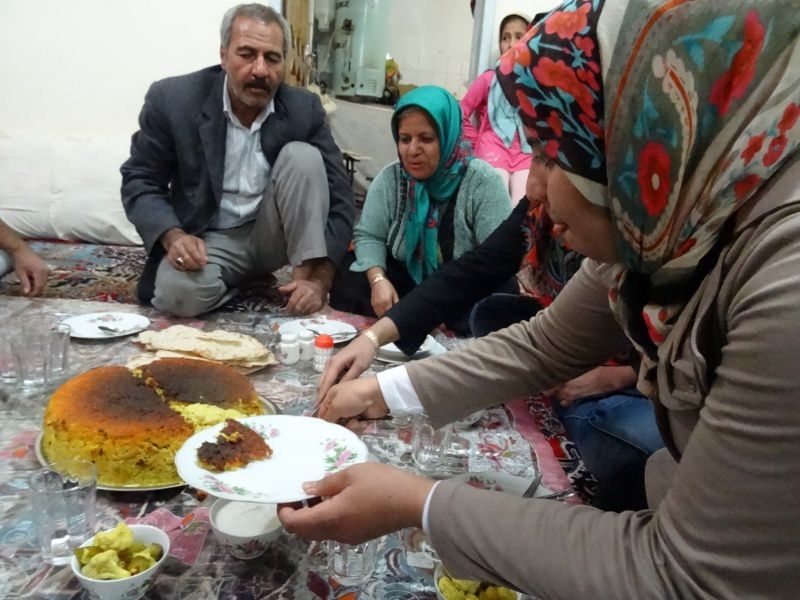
xmin=434 ymin=562 xmax=521 ymax=600
xmin=70 ymin=524 xmax=170 ymax=600
xmin=209 ymin=498 xmax=283 ymax=559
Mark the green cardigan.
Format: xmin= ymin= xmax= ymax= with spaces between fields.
xmin=351 ymin=159 xmax=512 ymax=273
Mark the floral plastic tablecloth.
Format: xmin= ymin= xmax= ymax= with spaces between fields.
xmin=0 ymin=297 xmax=572 ymax=599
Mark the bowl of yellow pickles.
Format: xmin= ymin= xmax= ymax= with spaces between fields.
xmin=435 ymin=562 xmax=520 ymax=600
xmin=70 ymin=522 xmax=169 ymax=600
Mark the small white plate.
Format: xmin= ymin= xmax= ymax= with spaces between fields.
xmin=175 ymin=415 xmax=368 ymax=503
xmin=378 ymin=335 xmax=437 ymax=362
xmin=61 ymin=312 xmax=151 ymax=339
xmin=376 ymin=337 xmax=447 ymax=364
xmin=278 ymin=316 xmax=357 ymax=344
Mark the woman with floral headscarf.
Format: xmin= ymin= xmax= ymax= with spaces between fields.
xmin=281 ymin=1 xmax=800 ymax=597
xmin=330 ymin=85 xmax=511 ymax=328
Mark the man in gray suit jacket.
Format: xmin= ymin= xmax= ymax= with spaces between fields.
xmin=121 ymin=4 xmax=354 ymax=317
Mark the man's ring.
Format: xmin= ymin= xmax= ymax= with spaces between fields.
xmin=176 ymin=257 xmax=185 ymax=268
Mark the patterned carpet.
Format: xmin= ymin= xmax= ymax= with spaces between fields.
xmin=0 ymin=240 xmax=596 ymax=502
xmin=524 ymin=397 xmax=598 ymax=502
xmin=0 ymin=240 xmax=288 ymax=313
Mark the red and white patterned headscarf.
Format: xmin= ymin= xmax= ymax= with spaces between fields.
xmin=499 ymin=0 xmax=800 ymax=363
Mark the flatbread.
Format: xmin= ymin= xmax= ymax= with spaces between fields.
xmin=136 ymin=325 xmax=276 ymax=365
xmin=126 ymin=351 xmax=272 ymax=375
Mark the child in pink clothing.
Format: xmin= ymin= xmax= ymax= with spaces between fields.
xmin=461 ymin=13 xmax=531 ymax=205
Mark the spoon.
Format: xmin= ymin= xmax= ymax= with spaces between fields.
xmin=97 ymin=324 xmax=136 ymax=335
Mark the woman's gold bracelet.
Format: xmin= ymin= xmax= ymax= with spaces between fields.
xmin=361 ymin=329 xmax=381 ymax=351
xmin=369 ymin=274 xmax=387 ymax=287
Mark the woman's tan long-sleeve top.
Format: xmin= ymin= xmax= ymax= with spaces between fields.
xmin=406 ymin=184 xmax=800 ymax=598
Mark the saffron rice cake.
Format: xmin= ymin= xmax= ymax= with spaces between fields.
xmin=42 ymin=358 xmax=264 ymax=487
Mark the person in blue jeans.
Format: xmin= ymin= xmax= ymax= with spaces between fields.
xmin=470 ymin=292 xmax=663 ymax=510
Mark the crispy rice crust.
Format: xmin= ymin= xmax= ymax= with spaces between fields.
xmin=197 ymin=418 xmax=272 ymax=471
xmin=140 ymin=358 xmax=262 ymax=413
xmin=42 ymin=361 xmax=263 ymax=487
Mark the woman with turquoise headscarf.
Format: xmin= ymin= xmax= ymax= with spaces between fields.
xmin=330 ymin=85 xmax=511 ymax=328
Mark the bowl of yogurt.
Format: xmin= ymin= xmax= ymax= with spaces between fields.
xmin=209 ymin=499 xmax=283 ymax=559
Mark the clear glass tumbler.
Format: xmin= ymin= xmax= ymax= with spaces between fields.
xmin=326 ymin=537 xmax=382 ymax=585
xmin=442 ymin=428 xmax=470 ymax=474
xmin=49 ymin=323 xmax=71 ymax=378
xmin=29 ymin=459 xmax=97 ymax=565
xmin=10 ymin=332 xmax=52 ymax=389
xmin=411 ymin=415 xmax=448 ymax=473
xmin=0 ymin=334 xmax=16 ymax=385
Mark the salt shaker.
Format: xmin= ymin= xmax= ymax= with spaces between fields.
xmin=313 ymin=334 xmax=334 ymax=372
xmin=298 ymin=329 xmax=315 ymax=361
xmin=279 ymin=332 xmax=300 ymax=365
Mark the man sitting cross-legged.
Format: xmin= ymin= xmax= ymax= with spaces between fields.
xmin=121 ymin=3 xmax=354 ymax=317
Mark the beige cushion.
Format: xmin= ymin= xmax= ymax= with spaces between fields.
xmin=0 ymin=133 xmax=142 ymax=245
xmin=0 ymin=133 xmax=58 ymax=238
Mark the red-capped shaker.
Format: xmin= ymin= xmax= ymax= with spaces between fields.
xmin=313 ymin=334 xmax=334 ymax=373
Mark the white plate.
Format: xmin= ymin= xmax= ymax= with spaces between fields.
xmin=278 ymin=316 xmax=357 ymax=344
xmin=175 ymin=415 xmax=368 ymax=503
xmin=35 ymin=397 xmax=279 ymax=492
xmin=61 ymin=312 xmax=151 ymax=340
xmin=378 ymin=335 xmax=437 ymax=362
xmin=376 ymin=338 xmax=447 ymax=364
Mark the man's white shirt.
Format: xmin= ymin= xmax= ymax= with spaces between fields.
xmin=375 ymin=365 xmax=440 ymax=531
xmin=211 ymin=77 xmax=275 ymax=230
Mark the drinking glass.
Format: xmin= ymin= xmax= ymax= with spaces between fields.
xmin=11 ymin=331 xmax=52 ymax=389
xmin=50 ymin=323 xmax=71 ymax=378
xmin=0 ymin=335 xmax=16 ymax=385
xmin=29 ymin=459 xmax=97 ymax=565
xmin=326 ymin=537 xmax=382 ymax=585
xmin=442 ymin=428 xmax=470 ymax=474
xmin=411 ymin=415 xmax=448 ymax=473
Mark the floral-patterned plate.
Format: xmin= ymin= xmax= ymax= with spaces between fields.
xmin=174 ymin=415 xmax=368 ymax=503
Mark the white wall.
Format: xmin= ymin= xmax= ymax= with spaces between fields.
xmin=0 ymin=0 xmax=557 ymax=138
xmin=386 ymin=0 xmax=474 ymax=97
xmin=0 ymin=0 xmax=280 ymax=137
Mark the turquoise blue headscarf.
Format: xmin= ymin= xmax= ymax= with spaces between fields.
xmin=488 ymin=62 xmax=531 ymax=153
xmin=391 ymin=86 xmax=473 ymax=284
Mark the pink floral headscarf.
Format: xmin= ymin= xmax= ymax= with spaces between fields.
xmin=498 ymin=0 xmax=800 ymax=364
